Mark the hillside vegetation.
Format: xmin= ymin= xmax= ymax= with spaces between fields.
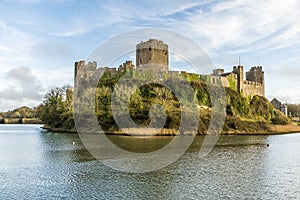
xmin=0 ymin=106 xmax=42 ymax=124
xmin=37 ymin=70 xmax=291 ymax=134
xmin=0 ymin=106 xmax=37 ymax=118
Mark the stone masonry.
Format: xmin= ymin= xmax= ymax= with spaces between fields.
xmin=136 ymin=39 xmax=168 ymax=71
xmin=74 ymin=39 xmax=265 ymax=97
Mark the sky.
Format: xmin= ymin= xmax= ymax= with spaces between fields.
xmin=1 ymin=0 xmax=300 ymax=110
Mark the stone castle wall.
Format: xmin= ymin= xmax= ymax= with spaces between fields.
xmin=242 ymin=66 xmax=265 ymax=97
xmin=246 ymin=66 xmax=264 ymax=83
xmin=74 ymin=60 xmax=97 ymax=85
xmin=242 ymin=80 xmax=264 ymax=97
xmin=210 ymin=75 xmax=236 ymax=89
xmin=74 ymin=39 xmax=265 ymax=98
xmin=73 ymin=61 xmax=265 ymax=97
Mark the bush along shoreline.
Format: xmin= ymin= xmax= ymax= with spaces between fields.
xmin=36 ymin=70 xmax=298 ymax=135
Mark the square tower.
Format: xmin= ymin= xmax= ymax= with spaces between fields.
xmin=246 ymin=66 xmax=264 ymax=84
xmin=232 ymin=65 xmax=244 ymax=93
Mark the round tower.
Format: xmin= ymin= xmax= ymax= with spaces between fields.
xmin=136 ymin=39 xmax=168 ymax=71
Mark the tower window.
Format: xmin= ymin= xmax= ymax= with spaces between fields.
xmin=149 ymin=47 xmax=151 ymax=51
xmin=140 ymin=59 xmax=142 ymax=64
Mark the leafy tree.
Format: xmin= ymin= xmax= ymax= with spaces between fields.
xmin=37 ymin=86 xmax=74 ymax=130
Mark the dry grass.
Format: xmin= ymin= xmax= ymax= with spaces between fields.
xmin=267 ymin=124 xmax=300 ymax=133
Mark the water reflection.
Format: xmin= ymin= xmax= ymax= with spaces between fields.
xmin=0 ymin=124 xmax=43 ymax=168
xmin=108 ymin=135 xmax=174 ymax=153
xmin=0 ymin=125 xmax=300 ymax=199
xmin=263 ymin=134 xmax=300 ymax=199
xmin=38 ymin=131 xmax=95 ymax=164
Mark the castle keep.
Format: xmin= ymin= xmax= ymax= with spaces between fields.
xmin=74 ymin=39 xmax=265 ymax=97
xmin=136 ymin=39 xmax=168 ymax=71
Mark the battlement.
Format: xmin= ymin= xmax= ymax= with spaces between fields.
xmin=118 ymin=60 xmax=134 ymax=72
xmin=212 ymin=69 xmax=225 ymax=75
xmin=85 ymin=61 xmax=97 ymax=70
xmin=249 ymin=66 xmax=263 ymax=71
xmin=209 ymin=65 xmax=265 ymax=97
xmin=246 ymin=66 xmax=264 ymax=84
xmin=136 ymin=39 xmax=168 ymax=51
xmin=74 ymin=60 xmax=97 ymax=72
xmin=243 ymin=80 xmax=262 ymax=86
xmin=73 ymin=39 xmax=265 ymax=98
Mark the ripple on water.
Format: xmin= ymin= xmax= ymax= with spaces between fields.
xmin=0 ymin=125 xmax=300 ymax=199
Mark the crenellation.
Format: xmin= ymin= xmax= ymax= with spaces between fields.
xmin=212 ymin=69 xmax=224 ymax=75
xmin=85 ymin=61 xmax=97 ymax=70
xmin=74 ymin=39 xmax=265 ymax=98
xmin=212 ymin=64 xmax=264 ymax=97
xmin=246 ymin=66 xmax=264 ymax=84
xmin=118 ymin=60 xmax=135 ymax=72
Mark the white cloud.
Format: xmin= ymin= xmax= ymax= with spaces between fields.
xmin=175 ymin=0 xmax=300 ymax=52
xmin=1 ymin=0 xmax=300 ymax=106
xmin=50 ymin=0 xmax=208 ymax=37
xmin=0 ymin=65 xmax=73 ymax=110
xmin=0 ymin=24 xmax=33 ymax=66
xmin=32 ymin=66 xmax=73 ymax=89
xmin=0 ymin=67 xmax=43 ymax=110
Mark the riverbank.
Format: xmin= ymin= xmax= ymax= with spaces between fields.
xmin=40 ymin=123 xmax=300 ymax=136
xmin=41 ymin=125 xmax=77 ymax=133
xmin=110 ymin=124 xmax=300 ymax=136
xmin=221 ymin=124 xmax=300 ymax=135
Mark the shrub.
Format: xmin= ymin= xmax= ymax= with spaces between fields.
xmin=271 ymin=116 xmax=288 ymax=125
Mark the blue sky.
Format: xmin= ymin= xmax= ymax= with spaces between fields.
xmin=1 ymin=0 xmax=300 ymax=110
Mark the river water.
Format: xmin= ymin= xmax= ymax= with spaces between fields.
xmin=0 ymin=124 xmax=300 ymax=199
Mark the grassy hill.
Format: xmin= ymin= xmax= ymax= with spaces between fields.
xmin=37 ymin=70 xmax=292 ymax=134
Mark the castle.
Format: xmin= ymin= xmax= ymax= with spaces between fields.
xmin=74 ymin=39 xmax=265 ymax=97
xmin=210 ymin=65 xmax=265 ymax=97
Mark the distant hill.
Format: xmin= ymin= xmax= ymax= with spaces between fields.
xmin=0 ymin=106 xmax=36 ymax=118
